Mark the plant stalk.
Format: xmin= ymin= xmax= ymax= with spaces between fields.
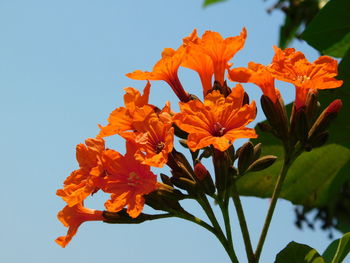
xmin=231 ymin=181 xmax=256 ymax=263
xmin=254 ymin=156 xmax=292 ymax=262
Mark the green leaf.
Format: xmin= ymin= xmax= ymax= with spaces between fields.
xmin=275 ymin=241 xmax=324 ymax=263
xmin=301 ymin=0 xmax=350 ymax=57
xmin=203 ymin=0 xmax=227 ymax=7
xmin=323 ymin=232 xmax=350 ymax=263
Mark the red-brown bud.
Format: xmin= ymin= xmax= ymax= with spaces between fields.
xmin=194 ymin=161 xmax=209 ymax=180
xmin=325 ymin=99 xmax=342 ymax=114
xmin=308 ymin=99 xmax=342 ymax=139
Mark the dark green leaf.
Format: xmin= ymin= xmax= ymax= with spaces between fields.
xmin=275 ymin=241 xmax=324 ymax=263
xmin=323 ymin=232 xmax=350 ymax=263
xmin=203 ymin=0 xmax=227 ymax=7
xmin=301 ymin=0 xmax=350 ymax=57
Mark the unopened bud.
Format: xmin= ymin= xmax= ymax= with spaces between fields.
xmin=238 ymin=142 xmax=254 ymax=175
xmin=307 ymin=131 xmax=329 ymax=150
xmin=160 ymin=173 xmax=173 ymax=187
xmin=227 ymin=145 xmax=235 ymax=164
xmin=258 ymin=122 xmax=274 ymax=133
xmin=199 ymin=147 xmax=212 ymax=159
xmin=295 ymin=108 xmax=309 ymax=143
xmin=253 ymin=143 xmax=262 ymax=161
xmin=167 ymin=149 xmax=195 ymax=180
xmin=305 ymin=89 xmax=319 ymax=124
xmin=194 ymin=161 xmax=215 ymax=196
xmin=326 ymin=99 xmax=342 ymax=114
xmin=194 ymin=161 xmax=209 ymax=180
xmin=170 ymin=176 xmax=197 ymax=194
xmin=145 ymin=188 xmax=185 ymax=212
xmin=261 ymin=95 xmax=288 ymax=140
xmin=308 ymin=99 xmax=342 ymax=139
xmin=247 ymin=155 xmax=277 ymax=172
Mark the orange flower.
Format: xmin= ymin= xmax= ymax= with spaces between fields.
xmin=99 ymin=143 xmax=158 ymax=218
xmin=181 ymin=29 xmax=214 ymax=96
xmin=98 ymin=82 xmax=150 ymax=139
xmin=228 ymin=62 xmax=279 ymax=103
xmin=126 ymin=48 xmax=190 ymax=102
xmin=174 ymin=85 xmax=257 ymax=152
xmin=55 ymin=203 xmax=104 ymax=248
xmin=56 ymin=138 xmax=106 ymax=207
xmin=131 ymin=104 xmax=174 ymax=168
xmin=269 ymin=46 xmax=343 ymax=109
xmin=196 ymin=28 xmax=247 ymax=86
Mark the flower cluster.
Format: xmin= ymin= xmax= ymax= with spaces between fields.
xmin=56 ymin=28 xmax=342 ymax=250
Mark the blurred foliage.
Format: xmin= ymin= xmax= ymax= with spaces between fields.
xmin=301 ymin=0 xmax=350 ymax=57
xmin=203 ymin=0 xmax=327 ymax=48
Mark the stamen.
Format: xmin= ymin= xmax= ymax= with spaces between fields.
xmin=155 ymin=141 xmax=165 ymax=154
xmin=297 ymin=75 xmax=311 ymax=83
xmin=213 ymin=122 xmax=226 ymax=137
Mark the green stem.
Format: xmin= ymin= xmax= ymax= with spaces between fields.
xmin=174 ymin=208 xmax=238 ymax=263
xmin=254 ymin=156 xmax=292 ymax=262
xmin=231 ymin=182 xmax=255 ymax=263
xmin=198 ymin=195 xmax=239 ymax=263
xmin=219 ymin=201 xmax=234 ymax=257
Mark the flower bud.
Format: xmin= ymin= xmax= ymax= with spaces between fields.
xmin=199 ymin=147 xmax=212 ymax=159
xmin=258 ymin=122 xmax=274 ymax=133
xmin=170 ymin=176 xmax=197 ymax=194
xmin=247 ymin=155 xmax=277 ymax=172
xmin=306 ymin=131 xmax=329 ymax=151
xmin=145 ymin=183 xmax=186 ymax=212
xmin=261 ymin=95 xmax=289 ymax=140
xmin=253 ymin=143 xmax=262 ymax=161
xmin=237 ymin=142 xmax=254 ymax=175
xmin=160 ymin=173 xmax=173 ymax=187
xmin=305 ymin=89 xmax=319 ymax=124
xmin=295 ymin=108 xmax=309 ymax=143
xmin=308 ymin=99 xmax=342 ymax=139
xmin=194 ymin=161 xmax=215 ymax=196
xmin=167 ymin=149 xmax=195 ymax=180
xmin=194 ymin=161 xmax=209 ymax=180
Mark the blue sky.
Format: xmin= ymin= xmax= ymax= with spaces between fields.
xmin=0 ymin=0 xmax=342 ymax=262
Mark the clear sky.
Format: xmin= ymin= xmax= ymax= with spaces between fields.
xmin=0 ymin=0 xmax=343 ymax=262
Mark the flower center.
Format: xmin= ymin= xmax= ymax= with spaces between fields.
xmin=127 ymin=172 xmax=141 ymax=186
xmin=213 ymin=122 xmax=226 ymax=137
xmin=155 ymin=141 xmax=165 ymax=154
xmin=297 ymin=75 xmax=311 ymax=83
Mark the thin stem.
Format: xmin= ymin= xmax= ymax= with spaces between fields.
xmin=174 ymin=208 xmax=238 ymax=263
xmin=231 ymin=182 xmax=255 ymax=263
xmin=219 ymin=201 xmax=234 ymax=257
xmin=197 ymin=195 xmax=239 ymax=263
xmin=254 ymin=156 xmax=292 ymax=262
